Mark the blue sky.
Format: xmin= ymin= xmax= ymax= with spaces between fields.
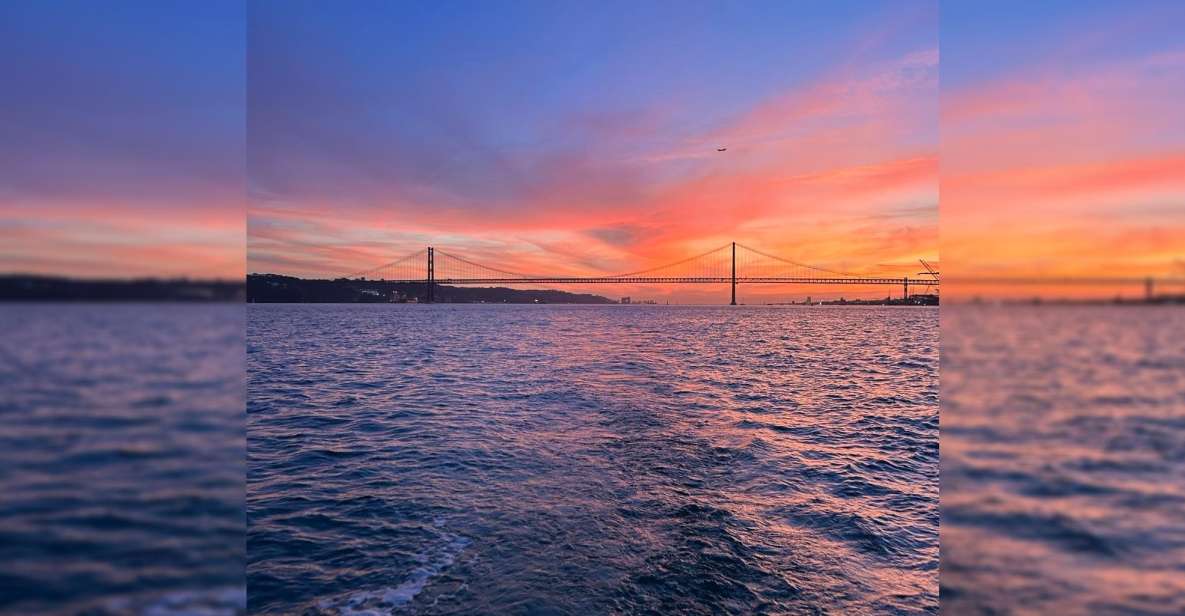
xmin=1 ymin=1 xmax=245 ymax=277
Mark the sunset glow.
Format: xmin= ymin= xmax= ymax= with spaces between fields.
xmin=248 ymin=2 xmax=938 ymax=302
xmin=942 ymin=2 xmax=1185 ymax=299
xmin=0 ymin=1 xmax=245 ymax=280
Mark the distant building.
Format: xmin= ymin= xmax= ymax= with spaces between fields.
xmin=621 ymin=296 xmax=631 ymax=304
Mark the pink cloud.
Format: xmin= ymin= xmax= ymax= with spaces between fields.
xmin=943 ymin=46 xmax=1185 ymax=291
xmin=249 ymin=48 xmax=939 ymax=301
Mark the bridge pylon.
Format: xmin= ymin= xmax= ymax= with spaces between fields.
xmin=427 ymin=247 xmax=435 ymax=303
xmin=731 ymin=242 xmax=737 ymax=305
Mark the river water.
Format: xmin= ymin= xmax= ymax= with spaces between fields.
xmin=248 ymin=304 xmax=938 ymax=614
xmin=941 ymin=305 xmax=1185 ymax=614
xmin=0 ymin=304 xmax=246 ymax=615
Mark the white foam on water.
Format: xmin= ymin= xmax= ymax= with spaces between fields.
xmin=318 ymin=532 xmax=471 ymax=615
xmin=143 ymin=586 xmax=247 ymax=616
xmin=98 ymin=586 xmax=246 ymax=616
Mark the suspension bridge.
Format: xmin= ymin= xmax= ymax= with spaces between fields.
xmin=338 ymin=242 xmax=939 ymax=304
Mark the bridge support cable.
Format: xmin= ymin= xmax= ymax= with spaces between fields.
xmin=603 ymin=243 xmax=732 ymax=280
xmin=433 ymin=248 xmax=549 ymax=283
xmin=337 ymin=243 xmax=939 ymax=303
xmin=427 ymin=247 xmax=435 ymax=303
xmin=734 ymin=243 xmax=860 ymax=279
xmin=342 ymin=248 xmax=427 ymax=281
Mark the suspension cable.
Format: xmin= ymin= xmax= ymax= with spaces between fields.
xmin=735 ymin=243 xmax=857 ymax=277
xmin=343 ymin=242 xmax=877 ymax=282
xmin=606 ymin=243 xmax=732 ymax=278
xmin=343 ymin=248 xmax=425 ymax=279
xmin=433 ymin=249 xmax=538 ymax=279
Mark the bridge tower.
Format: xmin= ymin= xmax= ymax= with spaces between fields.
xmin=427 ymin=246 xmax=435 ymax=303
xmin=730 ymin=242 xmax=737 ymax=305
xmin=903 ymin=277 xmax=909 ymax=302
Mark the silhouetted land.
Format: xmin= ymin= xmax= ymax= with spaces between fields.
xmin=248 ymin=274 xmax=615 ymax=304
xmin=820 ymin=295 xmax=939 ymax=306
xmin=0 ymin=275 xmax=245 ymax=301
xmin=966 ymin=295 xmax=1185 ymax=305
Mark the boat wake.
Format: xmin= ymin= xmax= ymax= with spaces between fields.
xmin=317 ymin=520 xmax=470 ymax=615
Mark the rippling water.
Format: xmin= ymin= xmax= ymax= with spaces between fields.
xmin=0 ymin=304 xmax=246 ymax=615
xmin=941 ymin=305 xmax=1185 ymax=614
xmin=248 ymin=304 xmax=938 ymax=614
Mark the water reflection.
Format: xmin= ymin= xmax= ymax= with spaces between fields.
xmin=941 ymin=305 xmax=1185 ymax=614
xmin=248 ymin=304 xmax=938 ymax=614
xmin=0 ymin=304 xmax=245 ymax=614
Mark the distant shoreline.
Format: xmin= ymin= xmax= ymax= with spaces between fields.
xmin=244 ymin=274 xmax=943 ymax=305
xmin=247 ymin=273 xmax=617 ymax=304
xmin=950 ymin=297 xmax=1185 ymax=306
xmin=6 ymin=274 xmax=1178 ymax=306
xmin=0 ymin=275 xmax=245 ymax=302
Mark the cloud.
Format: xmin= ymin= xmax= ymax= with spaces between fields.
xmin=0 ymin=3 xmax=244 ymax=279
xmin=942 ymin=43 xmax=1185 ymax=285
xmin=585 ymin=224 xmax=648 ymax=247
xmin=241 ymin=10 xmax=939 ymax=302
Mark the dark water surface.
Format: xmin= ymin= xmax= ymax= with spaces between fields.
xmin=0 ymin=304 xmax=246 ymax=614
xmin=942 ymin=305 xmax=1185 ymax=615
xmin=248 ymin=304 xmax=938 ymax=614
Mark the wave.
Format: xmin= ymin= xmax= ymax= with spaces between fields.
xmin=316 ymin=523 xmax=470 ymax=615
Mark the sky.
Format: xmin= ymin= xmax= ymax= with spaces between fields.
xmin=942 ymin=0 xmax=1185 ymax=299
xmin=0 ymin=1 xmax=245 ymax=280
xmin=5 ymin=2 xmax=1182 ymax=301
xmin=247 ymin=1 xmax=939 ymax=302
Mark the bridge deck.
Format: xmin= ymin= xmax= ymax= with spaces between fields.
xmin=362 ymin=277 xmax=939 ymax=286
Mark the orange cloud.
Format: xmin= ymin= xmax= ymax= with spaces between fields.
xmin=942 ymin=45 xmax=1185 ymax=297
xmin=249 ymin=49 xmax=939 ymax=302
xmin=2 ymin=199 xmax=245 ymax=279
